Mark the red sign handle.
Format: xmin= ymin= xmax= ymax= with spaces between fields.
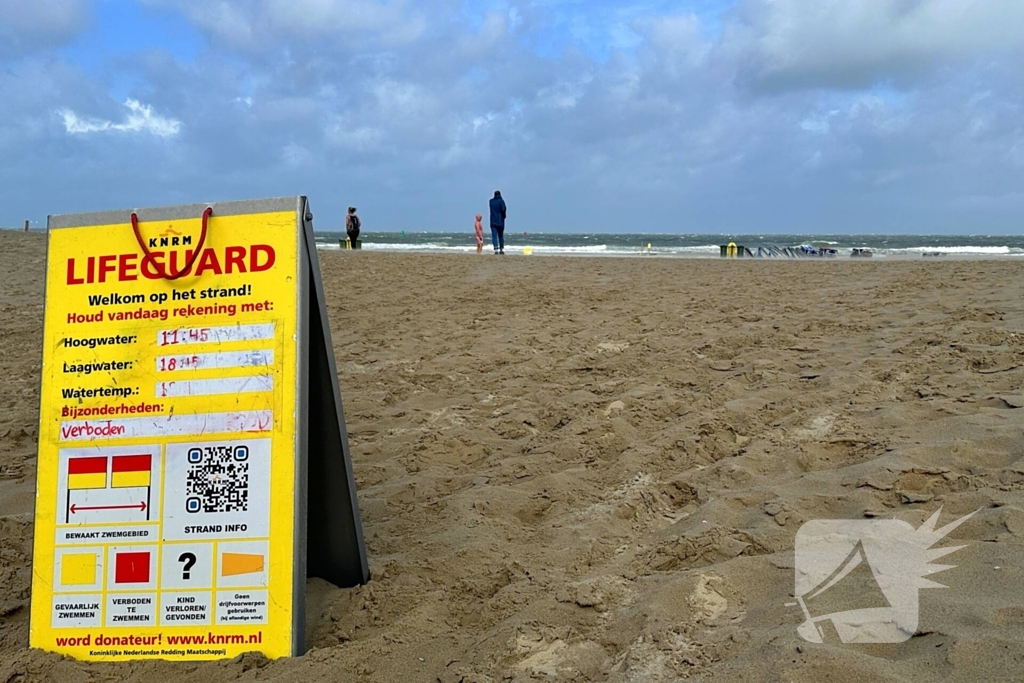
xmin=130 ymin=207 xmax=212 ymax=280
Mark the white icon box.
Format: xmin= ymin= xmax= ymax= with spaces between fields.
xmin=57 ymin=445 xmax=161 ymax=525
xmin=161 ymin=592 xmax=213 ymax=626
xmin=52 ymin=593 xmax=102 ymax=628
xmin=215 ymin=589 xmax=268 ymax=625
xmin=106 ymin=593 xmax=157 ymax=627
xmin=162 ymin=439 xmax=271 ymax=541
xmin=160 ymin=542 xmax=214 ymax=589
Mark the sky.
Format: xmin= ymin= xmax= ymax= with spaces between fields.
xmin=1 ymin=0 xmax=1023 ymax=233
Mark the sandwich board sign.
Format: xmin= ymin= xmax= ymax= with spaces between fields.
xmin=30 ymin=196 xmax=368 ymax=661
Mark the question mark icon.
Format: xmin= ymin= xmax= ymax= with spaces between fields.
xmin=178 ymin=552 xmax=197 ymax=580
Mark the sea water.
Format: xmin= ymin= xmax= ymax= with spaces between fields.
xmin=316 ymin=232 xmax=1024 ymax=257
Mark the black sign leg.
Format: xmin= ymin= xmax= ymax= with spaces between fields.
xmin=301 ymin=200 xmax=370 ymax=588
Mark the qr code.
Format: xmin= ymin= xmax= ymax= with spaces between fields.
xmin=185 ymin=445 xmax=249 ymax=513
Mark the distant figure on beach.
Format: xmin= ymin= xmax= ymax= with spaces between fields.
xmin=489 ymin=190 xmax=507 ymax=255
xmin=474 ymin=214 xmax=484 ymax=253
xmin=346 ymin=207 xmax=361 ymax=248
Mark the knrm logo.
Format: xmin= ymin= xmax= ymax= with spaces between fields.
xmin=790 ymin=508 xmax=977 ymax=644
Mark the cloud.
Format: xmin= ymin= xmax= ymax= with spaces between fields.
xmin=145 ymin=0 xmax=431 ymax=51
xmin=3 ymin=1 xmax=1024 ymax=232
xmin=636 ymin=12 xmax=710 ymax=72
xmin=0 ymin=0 xmax=91 ymax=58
xmin=58 ymin=99 xmax=182 ymax=137
xmin=721 ymin=0 xmax=1024 ymax=91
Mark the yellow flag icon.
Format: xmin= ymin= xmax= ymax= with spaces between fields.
xmin=222 ymin=553 xmax=264 ymax=577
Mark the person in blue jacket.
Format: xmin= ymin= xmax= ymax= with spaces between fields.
xmin=488 ymin=190 xmax=507 ymax=255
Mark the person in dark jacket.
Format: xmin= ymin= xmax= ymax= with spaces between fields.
xmin=488 ymin=190 xmax=507 ymax=255
xmin=346 ymin=206 xmax=361 ymax=248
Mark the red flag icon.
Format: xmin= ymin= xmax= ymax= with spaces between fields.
xmin=114 ymin=551 xmax=151 ymax=584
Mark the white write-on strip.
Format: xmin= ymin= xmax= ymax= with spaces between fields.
xmin=157 ymin=376 xmax=274 ymax=397
xmin=59 ymin=410 xmax=273 ymax=441
xmin=155 ymin=350 xmax=274 ymax=372
xmin=156 ymin=323 xmax=275 ymax=346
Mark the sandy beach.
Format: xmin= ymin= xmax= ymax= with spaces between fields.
xmin=2 ymin=230 xmax=1024 ymax=681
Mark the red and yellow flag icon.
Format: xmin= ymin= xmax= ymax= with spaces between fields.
xmin=111 ymin=454 xmax=151 ymax=488
xmin=67 ymin=457 xmax=107 ymax=490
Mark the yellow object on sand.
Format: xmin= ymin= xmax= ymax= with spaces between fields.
xmin=523 ymin=247 xmax=533 ymax=255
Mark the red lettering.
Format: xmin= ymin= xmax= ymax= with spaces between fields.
xmin=194 ymin=248 xmax=223 ymax=276
xmin=250 ymin=245 xmax=275 ymax=272
xmin=224 ymin=246 xmax=247 ymax=274
xmin=66 ymin=258 xmax=84 ymax=285
xmin=118 ymin=253 xmax=138 ymax=281
xmin=60 ymin=421 xmax=126 ymax=439
xmin=97 ymin=254 xmax=116 ymax=283
xmin=64 ymin=245 xmax=273 ymax=282
xmin=141 ymin=253 xmax=165 ymax=279
xmin=167 ymin=249 xmax=195 ymax=278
